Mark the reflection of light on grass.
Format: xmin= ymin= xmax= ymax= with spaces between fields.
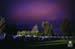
xmin=34 ymin=40 xmax=67 ymax=44
xmin=51 ymin=40 xmax=67 ymax=43
xmin=30 ymin=42 xmax=66 ymax=47
xmin=29 ymin=40 xmax=68 ymax=46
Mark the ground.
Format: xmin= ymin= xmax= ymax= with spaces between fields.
xmin=0 ymin=39 xmax=75 ymax=49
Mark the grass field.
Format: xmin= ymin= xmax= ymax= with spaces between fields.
xmin=26 ymin=39 xmax=74 ymax=46
xmin=0 ymin=39 xmax=75 ymax=49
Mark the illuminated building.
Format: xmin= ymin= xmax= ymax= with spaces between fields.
xmin=31 ymin=24 xmax=39 ymax=36
xmin=17 ymin=31 xmax=26 ymax=36
xmin=42 ymin=21 xmax=53 ymax=36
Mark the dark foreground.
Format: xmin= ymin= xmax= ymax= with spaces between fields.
xmin=0 ymin=39 xmax=74 ymax=49
xmin=0 ymin=34 xmax=74 ymax=49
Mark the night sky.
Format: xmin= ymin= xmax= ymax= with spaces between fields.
xmin=2 ymin=0 xmax=71 ymax=35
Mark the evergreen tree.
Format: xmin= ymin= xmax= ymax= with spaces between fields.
xmin=61 ymin=18 xmax=71 ymax=36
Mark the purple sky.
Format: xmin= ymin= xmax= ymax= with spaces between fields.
xmin=6 ymin=0 xmax=69 ymax=35
xmin=7 ymin=0 xmax=66 ymax=25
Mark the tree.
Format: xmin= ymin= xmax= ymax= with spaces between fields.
xmin=0 ymin=17 xmax=5 ymax=33
xmin=61 ymin=18 xmax=71 ymax=36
